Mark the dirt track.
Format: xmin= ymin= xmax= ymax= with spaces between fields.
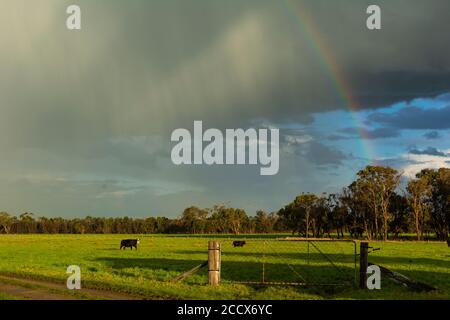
xmin=0 ymin=275 xmax=142 ymax=300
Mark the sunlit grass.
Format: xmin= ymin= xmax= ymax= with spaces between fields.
xmin=0 ymin=234 xmax=448 ymax=299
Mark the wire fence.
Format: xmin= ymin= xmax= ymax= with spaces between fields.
xmin=108 ymin=235 xmax=358 ymax=288
xmin=219 ymin=238 xmax=357 ymax=287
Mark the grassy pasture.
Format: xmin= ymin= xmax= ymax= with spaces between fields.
xmin=0 ymin=292 xmax=16 ymax=300
xmin=0 ymin=234 xmax=448 ymax=300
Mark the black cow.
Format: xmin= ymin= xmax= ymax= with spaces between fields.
xmin=447 ymin=239 xmax=450 ymax=247
xmin=120 ymin=239 xmax=140 ymax=250
xmin=233 ymin=240 xmax=246 ymax=247
xmin=349 ymin=226 xmax=364 ymax=239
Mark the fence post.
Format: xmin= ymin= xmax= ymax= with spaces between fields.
xmin=359 ymin=242 xmax=369 ymax=289
xmin=208 ymin=241 xmax=221 ymax=286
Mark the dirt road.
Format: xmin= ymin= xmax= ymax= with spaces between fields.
xmin=0 ymin=274 xmax=142 ymax=300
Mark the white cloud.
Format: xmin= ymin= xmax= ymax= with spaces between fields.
xmin=400 ymin=150 xmax=450 ymax=178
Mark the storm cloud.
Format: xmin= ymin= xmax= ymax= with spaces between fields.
xmin=368 ymin=105 xmax=450 ymax=130
xmin=329 ymin=127 xmax=401 ymax=140
xmin=1 ymin=0 xmax=450 ymax=216
xmin=409 ymin=147 xmax=449 ymax=157
xmin=423 ymin=131 xmax=442 ymax=140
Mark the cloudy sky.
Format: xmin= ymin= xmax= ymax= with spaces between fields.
xmin=0 ymin=0 xmax=449 ymax=218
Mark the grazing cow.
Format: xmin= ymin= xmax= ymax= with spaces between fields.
xmin=120 ymin=239 xmax=140 ymax=250
xmin=233 ymin=240 xmax=246 ymax=247
xmin=447 ymin=239 xmax=450 ymax=247
xmin=349 ymin=226 xmax=364 ymax=239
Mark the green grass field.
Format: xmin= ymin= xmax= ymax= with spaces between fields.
xmin=0 ymin=292 xmax=16 ymax=300
xmin=0 ymin=234 xmax=448 ymax=300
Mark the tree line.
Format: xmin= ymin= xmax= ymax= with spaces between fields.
xmin=0 ymin=166 xmax=448 ymax=241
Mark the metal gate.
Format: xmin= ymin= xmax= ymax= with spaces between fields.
xmin=220 ymin=238 xmax=357 ymax=287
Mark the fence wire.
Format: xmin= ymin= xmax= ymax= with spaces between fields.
xmin=220 ymin=238 xmax=357 ymax=287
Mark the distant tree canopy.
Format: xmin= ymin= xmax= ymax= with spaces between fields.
xmin=0 ymin=166 xmax=448 ymax=241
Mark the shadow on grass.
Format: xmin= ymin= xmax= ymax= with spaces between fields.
xmin=93 ymin=256 xmax=356 ymax=288
xmin=173 ymin=248 xmax=449 ymax=271
xmin=91 ymin=255 xmax=450 ymax=298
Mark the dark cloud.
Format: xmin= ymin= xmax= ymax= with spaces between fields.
xmin=409 ymin=147 xmax=448 ymax=157
xmin=280 ymin=131 xmax=348 ymax=165
xmin=367 ymin=106 xmax=450 ymax=130
xmin=328 ymin=127 xmax=400 ymax=140
xmin=2 ymin=0 xmax=450 ymax=146
xmin=1 ymin=0 xmax=450 ymax=216
xmin=435 ymin=93 xmax=450 ymax=101
xmin=351 ymin=72 xmax=450 ymax=109
xmin=423 ymin=131 xmax=441 ymax=140
xmin=377 ymin=157 xmax=424 ymax=169
xmin=304 ymin=142 xmax=348 ymax=166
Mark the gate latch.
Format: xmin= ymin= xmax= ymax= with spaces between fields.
xmin=368 ymin=246 xmax=380 ymax=253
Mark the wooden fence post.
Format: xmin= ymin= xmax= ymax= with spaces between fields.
xmin=208 ymin=241 xmax=221 ymax=286
xmin=359 ymin=242 xmax=369 ymax=289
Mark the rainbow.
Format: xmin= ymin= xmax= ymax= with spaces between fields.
xmin=282 ymin=0 xmax=376 ymax=162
